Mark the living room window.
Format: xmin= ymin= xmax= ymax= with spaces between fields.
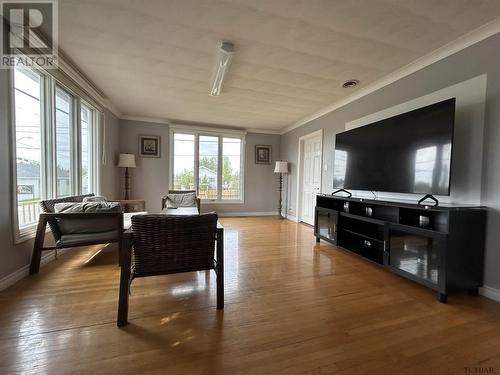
xmin=172 ymin=133 xmax=195 ymax=191
xmin=55 ymin=87 xmax=75 ymax=198
xmin=222 ymin=137 xmax=242 ymax=200
xmin=12 ymin=67 xmax=101 ymax=241
xmin=13 ymin=68 xmax=44 ymax=231
xmin=80 ymin=103 xmax=96 ymax=195
xmin=198 ymin=135 xmax=219 ymax=200
xmin=170 ymin=128 xmax=245 ymax=203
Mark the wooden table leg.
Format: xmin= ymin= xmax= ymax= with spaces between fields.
xmin=216 ymin=227 xmax=224 ymax=309
xmin=117 ymin=231 xmax=132 ymax=327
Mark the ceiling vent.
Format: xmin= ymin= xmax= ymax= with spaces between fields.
xmin=342 ymin=79 xmax=360 ymax=88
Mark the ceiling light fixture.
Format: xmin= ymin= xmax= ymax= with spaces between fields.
xmin=210 ymin=42 xmax=235 ymax=96
xmin=342 ymin=79 xmax=360 ymax=88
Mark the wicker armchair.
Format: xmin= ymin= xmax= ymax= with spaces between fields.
xmin=161 ymin=190 xmax=201 ymax=213
xmin=117 ymin=213 xmax=224 ymax=327
xmin=30 ymin=194 xmax=124 ymax=274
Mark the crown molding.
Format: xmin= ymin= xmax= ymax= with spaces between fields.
xmin=54 ymin=48 xmax=124 ymax=119
xmin=279 ymin=17 xmax=500 ymax=135
xmin=117 ymin=115 xmax=280 ymax=134
xmin=170 ymin=123 xmax=247 ymax=135
xmin=169 ymin=119 xmax=280 ymax=134
xmin=103 ymin=99 xmax=122 ymax=118
xmin=119 ymin=114 xmax=170 ymax=125
xmin=246 ymin=128 xmax=281 ymax=135
xmin=56 ymin=51 xmax=108 ymax=106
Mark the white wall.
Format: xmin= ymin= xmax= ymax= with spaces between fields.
xmin=343 ymin=74 xmax=487 ymax=204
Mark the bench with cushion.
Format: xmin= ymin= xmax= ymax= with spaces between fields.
xmin=30 ymin=194 xmax=142 ymax=274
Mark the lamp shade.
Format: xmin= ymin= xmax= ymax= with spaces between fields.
xmin=117 ymin=153 xmax=136 ymax=168
xmin=274 ymin=161 xmax=289 ymax=174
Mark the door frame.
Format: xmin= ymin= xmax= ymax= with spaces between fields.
xmin=296 ymin=129 xmax=323 ymax=223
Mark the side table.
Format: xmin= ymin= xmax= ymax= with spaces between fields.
xmin=117 ymin=199 xmax=146 ymax=213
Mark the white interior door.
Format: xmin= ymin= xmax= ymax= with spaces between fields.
xmin=300 ymin=135 xmax=322 ymax=225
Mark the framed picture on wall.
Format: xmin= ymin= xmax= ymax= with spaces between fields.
xmin=255 ymin=145 xmax=272 ymax=164
xmin=139 ymin=135 xmax=161 ymax=158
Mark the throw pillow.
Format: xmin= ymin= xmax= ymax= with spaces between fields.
xmin=54 ymin=201 xmax=121 ymax=213
xmin=54 ymin=202 xmax=123 ymax=234
xmin=166 ymin=192 xmax=197 ymax=208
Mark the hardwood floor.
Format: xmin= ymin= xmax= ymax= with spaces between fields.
xmin=1 ymin=217 xmax=499 ymax=374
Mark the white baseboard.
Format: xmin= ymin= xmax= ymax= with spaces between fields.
xmin=218 ymin=211 xmax=278 ymax=217
xmin=0 ymin=249 xmax=67 ymax=292
xmin=479 ymin=285 xmax=500 ymax=302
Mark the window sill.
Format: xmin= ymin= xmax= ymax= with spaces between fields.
xmin=201 ymin=200 xmax=245 ymax=205
xmin=14 ymin=224 xmax=37 ymax=244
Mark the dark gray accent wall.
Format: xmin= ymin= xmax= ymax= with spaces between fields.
xmin=100 ymin=109 xmax=121 ymax=199
xmin=281 ymin=33 xmax=500 ymax=290
xmin=118 ymin=119 xmax=171 ymax=211
xmin=118 ymin=119 xmax=280 ymax=214
xmin=479 ymin=47 xmax=500 ymax=293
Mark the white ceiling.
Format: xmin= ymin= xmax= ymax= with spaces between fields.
xmin=59 ymin=0 xmax=500 ymax=131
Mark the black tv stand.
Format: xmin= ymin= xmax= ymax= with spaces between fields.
xmin=314 ymin=195 xmax=486 ymax=302
xmin=418 ymin=194 xmax=439 ymax=206
xmin=332 ymin=189 xmax=352 ymax=197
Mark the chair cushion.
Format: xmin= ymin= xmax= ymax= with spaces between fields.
xmin=54 ymin=201 xmax=121 ymax=213
xmin=166 ymin=192 xmax=197 ymax=208
xmin=58 ymin=230 xmax=120 ymax=247
xmin=54 ymin=202 xmax=122 ymax=234
xmin=82 ymin=195 xmax=108 ymax=203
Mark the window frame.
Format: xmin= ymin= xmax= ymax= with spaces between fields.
xmin=10 ymin=68 xmax=47 ymax=242
xmin=79 ymin=101 xmax=99 ymax=195
xmin=169 ymin=126 xmax=246 ymax=204
xmin=10 ymin=67 xmax=102 ymax=243
xmin=198 ymin=134 xmax=220 ymax=200
xmin=54 ymin=84 xmax=76 ymax=198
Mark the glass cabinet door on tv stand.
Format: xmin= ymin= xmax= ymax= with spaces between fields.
xmin=315 ymin=207 xmax=338 ymax=245
xmin=385 ymin=223 xmax=447 ymax=302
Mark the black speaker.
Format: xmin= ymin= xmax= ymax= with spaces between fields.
xmin=419 ymin=215 xmax=430 ymax=228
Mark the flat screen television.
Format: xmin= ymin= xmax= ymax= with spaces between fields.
xmin=333 ymin=98 xmax=455 ymax=196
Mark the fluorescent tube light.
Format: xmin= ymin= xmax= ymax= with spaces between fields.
xmin=210 ymin=42 xmax=234 ymax=96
